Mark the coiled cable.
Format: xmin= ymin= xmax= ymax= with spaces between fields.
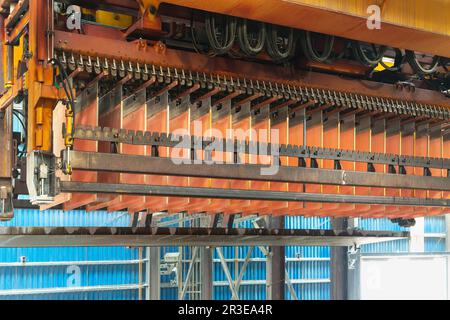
xmin=237 ymin=19 xmax=266 ymax=56
xmin=300 ymin=31 xmax=334 ymax=63
xmin=205 ymin=13 xmax=237 ymax=55
xmin=265 ymin=24 xmax=296 ymax=62
xmin=352 ymin=41 xmax=387 ymax=68
xmin=378 ymin=48 xmax=405 ymax=72
xmin=406 ymin=50 xmax=440 ymax=75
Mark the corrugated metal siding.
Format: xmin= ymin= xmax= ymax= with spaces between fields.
xmin=359 ymin=218 xmax=410 ymax=253
xmin=1 ymin=209 xmax=447 ymax=300
xmin=0 ymin=209 xmax=141 ymax=300
xmin=424 ymin=216 xmax=446 ymax=234
xmin=424 ymin=216 xmax=446 ymax=253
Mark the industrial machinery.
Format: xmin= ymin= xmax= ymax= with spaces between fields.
xmin=0 ymin=0 xmax=449 ymax=226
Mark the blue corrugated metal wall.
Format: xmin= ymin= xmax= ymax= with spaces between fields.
xmin=0 ymin=210 xmax=447 ymax=300
xmin=0 ymin=209 xmax=142 ymax=300
xmin=424 ymin=216 xmax=447 ymax=252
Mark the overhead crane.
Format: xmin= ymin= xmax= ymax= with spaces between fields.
xmin=0 ymin=0 xmax=449 ymax=229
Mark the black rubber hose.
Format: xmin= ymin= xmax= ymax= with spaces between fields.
xmin=406 ymin=50 xmax=440 ymax=75
xmin=237 ymin=18 xmax=266 ymax=56
xmin=379 ymin=48 xmax=405 ymax=72
xmin=265 ymin=24 xmax=296 ymax=62
xmin=190 ymin=11 xmax=208 ymax=55
xmin=205 ymin=13 xmax=237 ymax=55
xmin=300 ymin=31 xmax=334 ymax=63
xmin=352 ymin=41 xmax=387 ymax=67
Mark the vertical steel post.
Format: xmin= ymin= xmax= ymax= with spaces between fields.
xmin=347 ymin=246 xmax=361 ymax=300
xmin=0 ymin=104 xmax=13 ymax=220
xmin=409 ymin=217 xmax=425 ymax=252
xmin=200 ymin=246 xmax=213 ymax=300
xmin=446 ymin=215 xmax=450 ymax=252
xmin=266 ymin=215 xmax=285 ymax=300
xmin=331 ymin=217 xmax=348 ymax=300
xmin=146 ymin=247 xmax=160 ymax=300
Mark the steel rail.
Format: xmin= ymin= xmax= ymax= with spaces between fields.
xmin=62 ymin=151 xmax=450 ymax=191
xmin=73 ymin=126 xmax=450 ymax=170
xmin=0 ymin=227 xmax=408 ymax=247
xmin=59 ymin=181 xmax=450 ymax=207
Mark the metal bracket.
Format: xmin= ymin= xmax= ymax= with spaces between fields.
xmin=26 ymin=151 xmax=57 ymax=205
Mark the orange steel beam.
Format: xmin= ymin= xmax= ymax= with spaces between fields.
xmin=147 ymin=0 xmax=450 ymax=58
xmin=27 ymin=0 xmax=58 ymax=152
xmin=54 ymin=29 xmax=450 ymax=109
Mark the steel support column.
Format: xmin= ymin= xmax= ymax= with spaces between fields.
xmin=446 ymin=215 xmax=450 ymax=252
xmin=200 ymin=246 xmax=213 ymax=300
xmin=0 ymin=104 xmax=13 ymax=220
xmin=347 ymin=247 xmax=361 ymax=300
xmin=146 ymin=247 xmax=160 ymax=300
xmin=331 ymin=218 xmax=348 ymax=300
xmin=266 ymin=216 xmax=285 ymax=300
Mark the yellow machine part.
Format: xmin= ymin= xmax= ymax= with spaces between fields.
xmin=2 ymin=36 xmax=24 ymax=88
xmin=95 ymin=10 xmax=133 ymax=28
xmin=81 ymin=8 xmax=133 ymax=28
xmin=288 ymin=0 xmax=449 ymax=36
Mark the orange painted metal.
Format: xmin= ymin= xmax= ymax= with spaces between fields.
xmin=333 ymin=113 xmax=357 ymax=216
xmin=188 ymin=96 xmax=213 ymax=213
xmin=444 ymin=129 xmax=450 ymax=203
xmin=247 ymin=103 xmax=272 ymax=215
xmin=422 ymin=125 xmax=444 ymax=217
xmin=229 ymin=102 xmax=252 ymax=214
xmin=142 ymin=92 xmax=169 ymax=213
xmin=369 ymin=118 xmax=388 ymax=217
xmin=285 ymin=106 xmax=306 ymax=215
xmin=413 ymin=123 xmax=430 ymax=217
xmin=63 ymin=82 xmax=98 ymax=211
xmin=384 ymin=119 xmax=402 ymax=217
xmin=302 ymin=109 xmax=323 ymax=216
xmin=166 ymin=95 xmax=191 ymax=213
xmin=112 ymin=89 xmax=148 ymax=213
xmin=54 ymin=29 xmax=450 ymax=109
xmin=270 ymin=105 xmax=290 ymax=215
xmin=87 ymin=85 xmax=123 ymax=212
xmin=354 ymin=116 xmax=379 ymax=217
xmin=399 ymin=122 xmax=419 ymax=217
xmin=209 ymin=99 xmax=233 ymax=214
xmin=152 ymin=0 xmax=450 ymax=57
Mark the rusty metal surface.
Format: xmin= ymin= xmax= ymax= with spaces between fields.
xmin=154 ymin=0 xmax=450 ymax=57
xmin=59 ymin=181 xmax=450 ymax=208
xmin=0 ymin=105 xmax=12 ymax=180
xmin=63 ymin=150 xmax=450 ymax=192
xmin=54 ymin=31 xmax=450 ymax=112
xmin=0 ymin=226 xmax=409 ymax=247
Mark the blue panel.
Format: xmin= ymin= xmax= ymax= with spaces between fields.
xmin=0 ymin=209 xmax=141 ymax=300
xmin=424 ymin=238 xmax=446 ymax=252
xmin=424 ymin=216 xmax=446 ymax=234
xmin=359 ymin=218 xmax=410 ymax=253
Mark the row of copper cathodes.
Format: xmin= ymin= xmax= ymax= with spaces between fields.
xmin=63 ymin=79 xmax=450 ymax=218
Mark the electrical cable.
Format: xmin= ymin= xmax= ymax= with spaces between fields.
xmin=379 ymin=48 xmax=405 ymax=72
xmin=190 ymin=10 xmax=212 ymax=56
xmin=265 ymin=24 xmax=296 ymax=62
xmin=205 ymin=13 xmax=237 ymax=55
xmin=300 ymin=31 xmax=334 ymax=63
xmin=352 ymin=41 xmax=387 ymax=68
xmin=406 ymin=50 xmax=440 ymax=75
xmin=12 ymin=110 xmax=27 ymax=158
xmin=237 ymin=18 xmax=266 ymax=56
